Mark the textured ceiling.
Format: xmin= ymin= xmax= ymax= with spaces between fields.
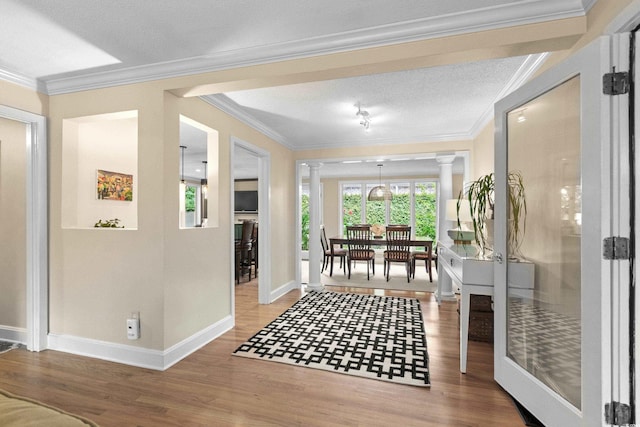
xmin=1 ymin=0 xmax=595 ymax=179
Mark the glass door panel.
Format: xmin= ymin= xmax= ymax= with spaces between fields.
xmin=389 ymin=182 xmax=410 ymax=225
xmin=414 ymin=182 xmax=437 ymax=239
xmin=494 ymin=37 xmax=613 ymax=426
xmin=365 ymin=183 xmax=386 ymax=225
xmin=341 ymin=183 xmax=362 ymax=234
xmin=506 ymin=76 xmax=582 ymax=408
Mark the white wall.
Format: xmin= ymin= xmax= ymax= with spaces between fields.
xmin=0 ymin=117 xmax=27 ymax=329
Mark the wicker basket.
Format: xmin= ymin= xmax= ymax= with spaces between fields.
xmin=470 ymin=295 xmax=493 ymax=312
xmin=468 ymin=311 xmax=494 ymax=343
xmin=457 ymin=296 xmax=494 ymax=343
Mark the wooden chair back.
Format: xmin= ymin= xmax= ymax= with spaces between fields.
xmin=346 ymin=225 xmax=373 ymax=261
xmin=385 ymin=225 xmax=411 ymax=261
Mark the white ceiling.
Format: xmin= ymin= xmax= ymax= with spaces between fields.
xmin=1 ymin=0 xmax=596 ymax=179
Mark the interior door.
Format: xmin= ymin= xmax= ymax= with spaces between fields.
xmin=493 ymin=36 xmax=622 ymax=426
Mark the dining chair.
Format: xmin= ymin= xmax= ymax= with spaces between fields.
xmin=346 ymin=225 xmax=376 ymax=280
xmin=384 ymin=225 xmax=412 ymax=282
xmin=321 ymin=225 xmax=346 ymax=275
xmin=411 ymin=244 xmax=433 ymax=282
xmin=239 ymin=220 xmax=256 ymax=280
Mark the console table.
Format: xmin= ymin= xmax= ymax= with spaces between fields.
xmin=437 ymin=242 xmax=534 ymax=373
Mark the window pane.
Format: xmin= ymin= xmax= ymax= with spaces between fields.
xmin=301 ymin=186 xmax=309 ymax=250
xmin=342 ymin=184 xmax=362 ymax=234
xmin=415 ymin=182 xmax=437 ymax=239
xmin=185 ymin=185 xmax=197 ymax=228
xmin=389 ymin=182 xmax=410 ymax=225
xmin=365 ymin=183 xmax=385 ymax=225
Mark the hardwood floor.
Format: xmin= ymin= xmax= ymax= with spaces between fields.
xmin=0 ymin=279 xmax=526 ymax=426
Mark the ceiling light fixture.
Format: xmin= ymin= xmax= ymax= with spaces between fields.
xmin=355 ymin=102 xmax=371 ymax=131
xmin=367 ymin=164 xmax=393 ymax=201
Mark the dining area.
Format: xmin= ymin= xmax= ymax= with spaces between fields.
xmin=318 ymin=224 xmax=435 ymax=288
xmin=235 ymin=220 xmax=258 ymax=284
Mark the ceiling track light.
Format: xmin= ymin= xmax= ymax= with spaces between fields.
xmin=355 ymin=102 xmax=371 ymax=131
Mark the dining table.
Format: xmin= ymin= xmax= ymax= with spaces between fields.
xmin=328 ymin=236 xmax=433 ymax=279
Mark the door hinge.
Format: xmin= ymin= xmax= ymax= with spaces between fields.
xmin=603 ymin=236 xmax=630 ymax=260
xmin=603 ymin=68 xmax=630 ymax=95
xmin=605 ymin=401 xmax=632 ymax=425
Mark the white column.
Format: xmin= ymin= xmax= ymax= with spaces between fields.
xmin=436 ymin=154 xmax=456 ymax=301
xmin=306 ymin=162 xmax=324 ymax=292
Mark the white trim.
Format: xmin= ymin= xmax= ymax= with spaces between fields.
xmin=469 ymin=53 xmax=550 ymax=138
xmin=231 ymin=137 xmax=272 ymax=304
xmin=37 ymin=0 xmax=587 ymax=95
xmin=0 ymin=105 xmax=48 ymax=352
xmin=0 ymin=325 xmax=28 ymax=344
xmin=270 ymin=281 xmax=300 ymax=303
xmin=202 ymin=95 xmax=294 ymax=149
xmin=47 ymin=315 xmax=233 ymax=371
xmin=0 ymin=68 xmax=44 ymax=93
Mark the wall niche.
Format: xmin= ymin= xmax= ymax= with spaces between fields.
xmin=62 ymin=110 xmax=138 ymax=229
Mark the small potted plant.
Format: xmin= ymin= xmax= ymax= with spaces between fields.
xmin=94 ymin=218 xmax=124 ymax=228
xmin=457 ymin=171 xmax=526 ymax=255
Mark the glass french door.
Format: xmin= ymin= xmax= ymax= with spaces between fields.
xmin=494 ymin=36 xmax=629 ymax=426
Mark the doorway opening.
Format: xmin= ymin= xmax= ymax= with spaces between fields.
xmin=0 ymin=105 xmax=47 ymax=351
xmin=231 ymin=137 xmax=271 ymax=308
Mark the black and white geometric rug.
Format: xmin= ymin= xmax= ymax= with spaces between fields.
xmin=233 ymin=291 xmax=430 ymax=387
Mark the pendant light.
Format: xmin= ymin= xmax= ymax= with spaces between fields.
xmin=179 ymin=145 xmax=187 ymax=184
xmin=179 ymin=145 xmax=187 ymax=228
xmin=367 ymin=164 xmax=393 ymax=201
xmin=201 ymin=160 xmax=208 ymax=198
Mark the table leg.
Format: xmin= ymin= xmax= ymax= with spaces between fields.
xmin=330 ymin=245 xmax=335 ymax=277
xmin=460 ymin=288 xmax=470 ymax=374
xmin=427 ymin=244 xmax=433 ymax=282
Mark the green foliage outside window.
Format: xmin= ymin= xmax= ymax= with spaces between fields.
xmin=341 ymin=183 xmax=437 ymax=240
xmin=185 ymin=186 xmax=196 ymax=212
xmin=365 ymin=199 xmax=385 ymax=225
xmin=389 ymin=193 xmax=410 ymax=225
xmin=342 ymin=193 xmax=362 ymax=233
xmin=415 ymin=185 xmax=437 ymax=239
xmin=301 ymin=194 xmax=309 ymax=250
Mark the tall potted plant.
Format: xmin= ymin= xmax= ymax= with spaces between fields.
xmin=457 ymin=171 xmax=526 ymax=255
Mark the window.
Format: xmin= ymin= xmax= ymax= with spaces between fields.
xmin=340 ymin=180 xmax=437 ymax=238
xmin=300 ymin=183 xmax=323 ymax=250
xmin=414 ymin=182 xmax=437 ymax=239
xmin=341 ymin=183 xmax=362 ymax=234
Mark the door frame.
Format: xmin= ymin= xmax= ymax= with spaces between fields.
xmin=230 ymin=136 xmax=271 ymax=305
xmin=0 ymin=105 xmax=48 ymax=351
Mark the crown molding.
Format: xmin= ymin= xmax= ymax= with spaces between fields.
xmin=41 ymin=0 xmax=586 ymax=95
xmin=0 ymin=66 xmax=46 ymax=93
xmin=295 ymin=132 xmax=475 ymax=152
xmin=468 ymin=52 xmax=549 ymax=138
xmin=200 ymin=94 xmax=294 ymax=149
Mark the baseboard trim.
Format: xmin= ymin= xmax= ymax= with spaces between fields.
xmin=0 ymin=325 xmax=28 ymax=344
xmin=271 ymin=280 xmax=299 ymax=302
xmin=47 ymin=315 xmax=234 ymax=371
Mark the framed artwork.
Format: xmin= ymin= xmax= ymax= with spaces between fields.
xmin=97 ymin=169 xmax=133 ymax=201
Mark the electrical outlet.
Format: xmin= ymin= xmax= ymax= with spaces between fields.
xmin=127 ymin=312 xmax=140 ymax=340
